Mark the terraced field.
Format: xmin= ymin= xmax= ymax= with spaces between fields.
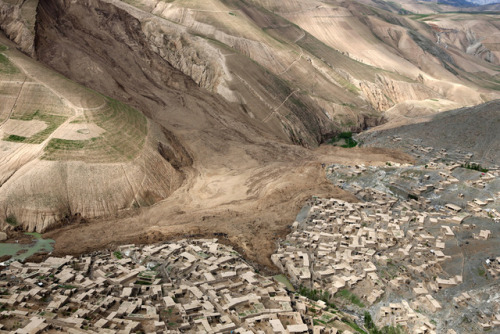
xmin=0 ymin=43 xmax=147 ymax=163
xmin=43 ymin=98 xmax=147 ymax=162
xmin=4 ymin=110 xmax=67 ymax=144
xmin=0 ymin=39 xmax=182 ymax=229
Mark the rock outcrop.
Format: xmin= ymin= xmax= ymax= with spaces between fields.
xmin=0 ymin=0 xmax=36 ymax=56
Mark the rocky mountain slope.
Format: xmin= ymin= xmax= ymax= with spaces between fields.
xmin=0 ymin=0 xmax=36 ymax=56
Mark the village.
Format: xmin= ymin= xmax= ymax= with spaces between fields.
xmin=0 ymin=237 xmax=384 ymax=334
xmin=273 ymin=157 xmax=500 ymax=333
xmin=0 ymin=155 xmax=499 ymax=334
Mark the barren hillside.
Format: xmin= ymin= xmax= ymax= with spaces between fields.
xmin=358 ymin=100 xmax=500 ymax=165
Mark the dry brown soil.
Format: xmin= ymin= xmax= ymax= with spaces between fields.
xmin=45 ymin=146 xmax=412 ymax=270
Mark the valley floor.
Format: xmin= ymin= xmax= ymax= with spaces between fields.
xmin=1 ymin=148 xmax=499 ymax=333
xmin=41 ymin=146 xmax=412 ymax=269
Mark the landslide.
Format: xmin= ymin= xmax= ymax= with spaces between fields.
xmin=30 ymin=0 xmax=415 ymax=267
xmin=1 ymin=0 xmax=497 ymax=265
xmin=35 ymin=0 xmax=335 ymax=148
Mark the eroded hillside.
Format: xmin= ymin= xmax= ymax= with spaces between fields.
xmin=0 ymin=38 xmax=186 ymax=230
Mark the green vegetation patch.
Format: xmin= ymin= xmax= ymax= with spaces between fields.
xmin=25 ymin=232 xmax=42 ymax=239
xmin=6 ymin=135 xmax=27 ymax=142
xmin=45 ymin=138 xmax=87 ymax=151
xmin=364 ymin=311 xmax=405 ymax=334
xmin=6 ymin=214 xmax=18 ymax=226
xmin=58 ymin=285 xmax=77 ymax=289
xmin=461 ymin=162 xmax=488 ymax=173
xmin=5 ymin=110 xmax=67 ymax=144
xmin=135 ymin=280 xmax=152 ymax=285
xmin=0 ymin=53 xmax=19 ymax=75
xmin=410 ymin=13 xmax=433 ymax=21
xmin=336 ymin=289 xmax=365 ymax=307
xmin=328 ymin=131 xmax=358 ymax=148
xmin=43 ymin=97 xmax=147 ymax=162
xmin=408 ymin=193 xmax=419 ymax=201
xmin=297 ymin=286 xmax=337 ymax=309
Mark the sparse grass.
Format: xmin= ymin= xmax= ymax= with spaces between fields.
xmin=379 ymin=325 xmax=405 ymax=334
xmin=336 ymin=289 xmax=365 ymax=308
xmin=342 ymin=317 xmax=367 ymax=334
xmin=43 ymin=97 xmax=147 ymax=162
xmin=25 ymin=232 xmax=42 ymax=239
xmin=410 ymin=13 xmax=433 ymax=21
xmin=5 ymin=110 xmax=67 ymax=144
xmin=58 ymin=285 xmax=77 ymax=289
xmin=0 ymin=53 xmax=19 ymax=74
xmin=273 ymin=274 xmax=295 ymax=291
xmin=341 ymin=102 xmax=356 ymax=108
xmin=45 ymin=138 xmax=87 ymax=151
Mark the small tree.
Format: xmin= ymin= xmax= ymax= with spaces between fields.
xmin=6 ymin=214 xmax=17 ymax=226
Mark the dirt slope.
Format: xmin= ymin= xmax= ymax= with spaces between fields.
xmin=358 ymin=100 xmax=500 ymax=165
xmin=45 ymin=146 xmax=411 ymax=268
xmin=0 ymin=0 xmax=415 ymax=266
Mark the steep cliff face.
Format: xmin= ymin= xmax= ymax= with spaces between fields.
xmin=35 ymin=0 xmax=230 ymax=96
xmin=437 ymin=25 xmax=500 ymax=65
xmin=357 ymin=74 xmax=441 ymax=112
xmin=0 ymin=0 xmax=37 ymax=56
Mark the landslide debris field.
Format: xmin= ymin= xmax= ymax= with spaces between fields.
xmin=0 ymin=37 xmax=411 ymax=268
